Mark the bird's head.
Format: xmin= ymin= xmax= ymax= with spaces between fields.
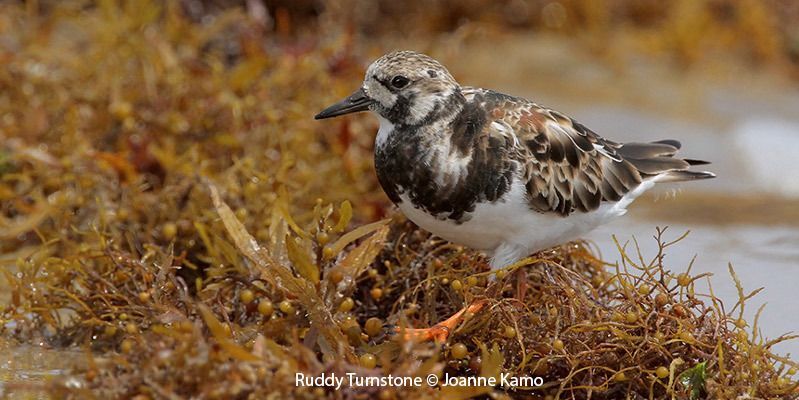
xmin=315 ymin=51 xmax=460 ymax=126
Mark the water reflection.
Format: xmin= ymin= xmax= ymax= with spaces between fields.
xmin=0 ymin=340 xmax=85 ymax=399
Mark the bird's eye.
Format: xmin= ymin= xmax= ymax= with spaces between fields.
xmin=391 ymin=75 xmax=410 ymax=89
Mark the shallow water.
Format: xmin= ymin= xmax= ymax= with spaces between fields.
xmin=587 ymin=218 xmax=799 ymax=357
xmin=456 ymin=34 xmax=799 ymax=358
xmin=566 ymin=80 xmax=799 ymax=358
xmin=0 ymin=340 xmax=85 ymax=399
xmin=574 ymin=98 xmax=799 ymax=358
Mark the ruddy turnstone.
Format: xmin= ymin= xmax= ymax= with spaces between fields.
xmin=315 ymin=50 xmax=715 ymax=340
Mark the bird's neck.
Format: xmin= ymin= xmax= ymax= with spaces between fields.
xmin=373 ymin=89 xmax=486 ymax=218
xmin=375 ymin=89 xmax=466 ymax=150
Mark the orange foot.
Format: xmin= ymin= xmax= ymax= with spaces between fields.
xmin=395 ymin=299 xmax=487 ymax=342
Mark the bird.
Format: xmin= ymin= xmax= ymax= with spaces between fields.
xmin=315 ymin=50 xmax=715 ymax=341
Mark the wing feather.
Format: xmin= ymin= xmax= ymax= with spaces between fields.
xmin=463 ymin=88 xmax=713 ymax=216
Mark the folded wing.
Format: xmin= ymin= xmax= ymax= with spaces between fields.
xmin=469 ymin=88 xmax=715 ymax=216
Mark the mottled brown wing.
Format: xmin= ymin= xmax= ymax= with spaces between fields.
xmin=466 ymin=88 xmax=645 ymax=216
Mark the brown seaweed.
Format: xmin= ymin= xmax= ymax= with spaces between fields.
xmin=1 ymin=1 xmax=798 ymax=399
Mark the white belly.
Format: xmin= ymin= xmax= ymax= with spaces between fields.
xmin=396 ymin=179 xmax=655 ymax=266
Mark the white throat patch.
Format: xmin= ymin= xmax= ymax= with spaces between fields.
xmin=375 ymin=114 xmax=395 ymax=149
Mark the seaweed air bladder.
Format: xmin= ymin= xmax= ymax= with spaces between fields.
xmin=0 ymin=1 xmax=796 ymax=399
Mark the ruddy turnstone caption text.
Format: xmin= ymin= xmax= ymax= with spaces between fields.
xmin=295 ymin=372 xmax=544 ymax=389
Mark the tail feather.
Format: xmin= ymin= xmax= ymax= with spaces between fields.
xmin=652 ymin=139 xmax=682 ymax=149
xmin=626 ymin=157 xmax=690 ymax=175
xmin=659 ymin=170 xmax=716 ymax=183
xmin=618 ymin=139 xmax=716 ymax=182
xmin=618 ymin=141 xmax=680 ymax=159
xmin=683 ymin=158 xmax=711 ymax=166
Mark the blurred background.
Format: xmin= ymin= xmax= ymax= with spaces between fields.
xmin=1 ymin=0 xmax=798 ymax=387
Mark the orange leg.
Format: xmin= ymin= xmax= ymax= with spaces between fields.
xmin=514 ymin=267 xmax=528 ymax=303
xmin=396 ymin=299 xmax=487 ymax=342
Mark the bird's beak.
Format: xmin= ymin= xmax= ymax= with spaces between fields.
xmin=314 ymin=88 xmax=374 ymax=119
